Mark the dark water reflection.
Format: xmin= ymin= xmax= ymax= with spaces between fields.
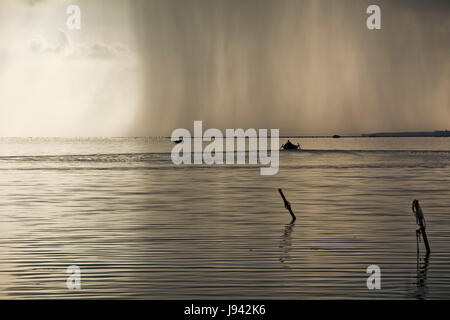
xmin=412 ymin=252 xmax=430 ymax=300
xmin=279 ymin=223 xmax=295 ymax=266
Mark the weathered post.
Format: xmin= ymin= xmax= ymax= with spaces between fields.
xmin=412 ymin=199 xmax=431 ymax=254
xmin=278 ymin=189 xmax=296 ymax=222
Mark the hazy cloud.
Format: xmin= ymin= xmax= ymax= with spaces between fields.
xmin=76 ymin=42 xmax=130 ymax=59
xmin=29 ymin=30 xmax=130 ymax=59
xmin=29 ymin=29 xmax=70 ymax=53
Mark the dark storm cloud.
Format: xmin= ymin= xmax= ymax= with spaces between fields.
xmin=127 ymin=0 xmax=449 ymax=136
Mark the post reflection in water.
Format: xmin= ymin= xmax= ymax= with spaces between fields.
xmin=279 ymin=222 xmax=295 ymax=267
xmin=414 ymin=230 xmax=430 ymax=300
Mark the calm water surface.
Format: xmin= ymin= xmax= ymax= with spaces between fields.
xmin=0 ymin=137 xmax=449 ymax=299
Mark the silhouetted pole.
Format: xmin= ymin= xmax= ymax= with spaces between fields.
xmin=420 ymin=224 xmax=431 ymax=255
xmin=412 ymin=199 xmax=431 ymax=255
xmin=278 ymin=189 xmax=296 ymax=221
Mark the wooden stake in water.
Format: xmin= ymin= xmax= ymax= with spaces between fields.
xmin=278 ymin=189 xmax=296 ymax=222
xmin=412 ymin=199 xmax=431 ymax=254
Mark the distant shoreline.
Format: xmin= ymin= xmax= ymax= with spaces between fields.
xmin=360 ymin=130 xmax=450 ymax=137
xmin=1 ymin=131 xmax=450 ymax=139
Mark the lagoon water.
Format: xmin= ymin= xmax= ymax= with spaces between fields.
xmin=0 ymin=137 xmax=449 ymax=299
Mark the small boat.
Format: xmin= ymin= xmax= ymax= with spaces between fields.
xmin=280 ymin=140 xmax=301 ymax=150
xmin=173 ymin=138 xmax=183 ymax=144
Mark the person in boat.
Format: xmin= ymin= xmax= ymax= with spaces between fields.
xmin=281 ymin=140 xmax=300 ymax=150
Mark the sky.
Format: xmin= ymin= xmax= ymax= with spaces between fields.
xmin=0 ymin=0 xmax=448 ymax=137
xmin=0 ymin=0 xmax=141 ymax=137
